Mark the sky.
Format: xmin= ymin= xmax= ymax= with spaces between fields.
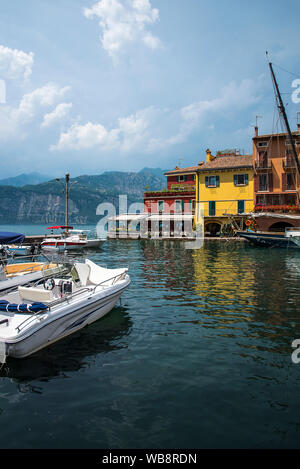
xmin=0 ymin=0 xmax=299 ymax=179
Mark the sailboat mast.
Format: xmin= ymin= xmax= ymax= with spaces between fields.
xmin=65 ymin=173 xmax=70 ymax=232
xmin=268 ymin=56 xmax=300 ymax=176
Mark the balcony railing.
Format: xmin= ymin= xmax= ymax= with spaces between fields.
xmin=255 ymin=204 xmax=300 ymax=213
xmin=144 ymin=189 xmax=196 ymax=197
xmin=254 ymin=160 xmax=272 ymax=171
xmin=283 ymin=157 xmax=296 ymax=170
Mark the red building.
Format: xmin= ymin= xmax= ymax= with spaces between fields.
xmin=143 ymin=165 xmax=197 ymax=237
xmin=144 ymin=165 xmax=197 ymax=215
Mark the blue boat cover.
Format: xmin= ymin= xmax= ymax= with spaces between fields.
xmin=0 ymin=232 xmax=25 ymax=245
xmin=0 ymin=300 xmax=48 ymax=313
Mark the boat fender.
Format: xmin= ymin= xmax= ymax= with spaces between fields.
xmin=0 ymin=300 xmax=48 ymax=313
xmin=44 ymin=278 xmax=55 ymax=291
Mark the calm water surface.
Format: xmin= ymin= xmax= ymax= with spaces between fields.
xmin=1 ymin=226 xmax=300 ymax=449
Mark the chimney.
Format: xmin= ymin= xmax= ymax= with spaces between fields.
xmin=254 ymin=126 xmax=258 ymax=137
xmin=206 ymin=149 xmax=215 ymax=163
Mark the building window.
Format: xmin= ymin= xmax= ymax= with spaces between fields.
xmin=238 ymin=200 xmax=245 ymax=214
xmin=209 ymin=201 xmax=216 ymax=216
xmin=158 ymin=200 xmax=164 ymax=212
xmin=234 ymin=174 xmax=249 ymax=186
xmin=175 ymin=200 xmax=182 ymax=212
xmin=258 ymin=174 xmax=268 ymax=191
xmin=287 ymin=173 xmax=296 ymax=191
xmin=177 ymin=175 xmax=187 ymax=182
xmin=257 ymin=141 xmax=268 ymax=147
xmin=205 ymin=175 xmax=220 ymax=188
xmin=285 ymin=139 xmax=297 ymax=146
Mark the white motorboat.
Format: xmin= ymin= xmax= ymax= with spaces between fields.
xmin=0 ymin=259 xmax=130 ymax=362
xmin=69 ymin=230 xmax=105 ymax=249
xmin=41 ymin=226 xmax=87 ymax=251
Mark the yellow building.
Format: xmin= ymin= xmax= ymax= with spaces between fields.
xmin=195 ymin=149 xmax=254 ymax=236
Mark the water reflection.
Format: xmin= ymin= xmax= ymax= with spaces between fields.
xmin=139 ymin=240 xmax=300 ymax=361
xmin=1 ymin=239 xmax=300 ymax=448
xmin=0 ymin=307 xmax=132 ymax=385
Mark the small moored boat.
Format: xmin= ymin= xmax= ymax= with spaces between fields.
xmin=0 ymin=259 xmax=130 ymax=362
xmin=41 ymin=226 xmax=87 ymax=251
xmin=0 ymin=259 xmax=68 ymax=294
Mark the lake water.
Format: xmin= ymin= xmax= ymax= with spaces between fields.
xmin=1 ymin=225 xmax=300 ymax=449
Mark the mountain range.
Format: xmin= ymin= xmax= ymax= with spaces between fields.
xmin=0 ymin=172 xmax=52 ymax=187
xmin=0 ymin=168 xmax=167 ymax=224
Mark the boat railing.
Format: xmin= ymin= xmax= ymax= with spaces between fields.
xmin=16 ymin=286 xmax=93 ymax=332
xmin=15 ymin=270 xmax=128 ymax=333
xmin=6 ymin=259 xmax=64 ymax=277
xmin=3 ymin=252 xmax=52 ymax=265
xmin=16 ymin=311 xmax=48 ymax=333
xmin=91 ymin=271 xmax=128 ymax=292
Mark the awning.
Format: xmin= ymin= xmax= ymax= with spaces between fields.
xmin=253 ymin=213 xmax=300 ymax=219
xmin=108 ymin=214 xmax=149 ymax=222
xmin=147 ymin=214 xmax=194 ymax=221
xmin=47 ymin=226 xmax=74 ymax=230
xmin=0 ymin=232 xmax=25 ymax=245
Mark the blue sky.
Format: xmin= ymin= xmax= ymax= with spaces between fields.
xmin=0 ymin=0 xmax=299 ymax=179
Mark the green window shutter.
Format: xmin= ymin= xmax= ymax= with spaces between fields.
xmin=245 ymin=174 xmax=248 ymax=185
xmin=205 ymin=176 xmax=209 ymax=187
xmin=209 ymin=201 xmax=216 ymax=216
xmin=238 ymin=200 xmax=245 ymax=214
xmin=234 ymin=175 xmax=238 ymax=186
xmin=216 ymin=176 xmax=220 ymax=187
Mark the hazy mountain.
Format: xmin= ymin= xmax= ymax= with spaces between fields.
xmin=0 ymin=168 xmax=167 ymax=224
xmin=0 ymin=172 xmax=52 ymax=187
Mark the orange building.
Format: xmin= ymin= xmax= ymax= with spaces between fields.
xmin=253 ymin=123 xmax=300 ymax=231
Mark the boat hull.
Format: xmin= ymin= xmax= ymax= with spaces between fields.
xmin=237 ymin=231 xmax=300 ymax=248
xmin=41 ymin=242 xmax=86 ymax=251
xmin=86 ymin=239 xmax=105 ymax=248
xmin=2 ymin=279 xmax=129 ymax=359
xmin=6 ymin=246 xmax=32 ymax=256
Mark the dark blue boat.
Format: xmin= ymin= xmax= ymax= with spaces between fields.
xmin=237 ymin=230 xmax=300 ymax=249
xmin=0 ymin=232 xmax=25 ymax=245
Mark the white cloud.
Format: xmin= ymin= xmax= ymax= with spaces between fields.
xmin=51 ymin=77 xmax=261 ymax=154
xmin=169 ymin=78 xmax=261 ymax=145
xmin=41 ymin=102 xmax=73 ymax=128
xmin=0 ymin=83 xmax=70 ymax=140
xmin=83 ymin=0 xmax=160 ymax=61
xmin=50 ymin=122 xmax=119 ymax=151
xmin=51 ymin=107 xmax=156 ymax=152
xmin=0 ymin=45 xmax=34 ymax=81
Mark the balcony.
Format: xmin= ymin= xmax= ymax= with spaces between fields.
xmin=283 ymin=157 xmax=296 ymax=171
xmin=144 ymin=189 xmax=196 ymax=198
xmin=254 ymin=160 xmax=272 ymax=172
xmin=255 ymin=204 xmax=300 ymax=214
